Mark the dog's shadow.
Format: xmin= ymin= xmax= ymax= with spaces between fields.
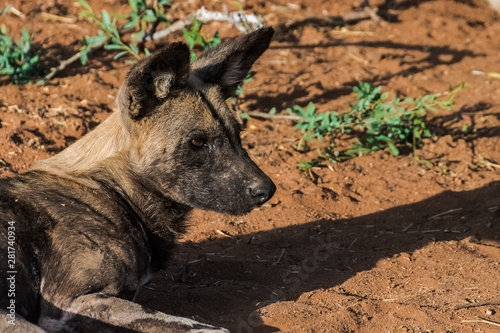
xmin=136 ymin=181 xmax=500 ymax=332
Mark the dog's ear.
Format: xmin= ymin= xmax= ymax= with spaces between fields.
xmin=118 ymin=42 xmax=190 ymax=120
xmin=191 ymin=27 xmax=274 ymax=99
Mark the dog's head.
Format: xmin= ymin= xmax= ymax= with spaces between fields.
xmin=116 ymin=27 xmax=276 ymax=215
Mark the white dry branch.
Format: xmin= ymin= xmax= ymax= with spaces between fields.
xmin=147 ymin=6 xmax=263 ymax=41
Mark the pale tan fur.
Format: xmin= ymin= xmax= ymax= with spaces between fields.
xmin=33 ymin=102 xmax=131 ymax=178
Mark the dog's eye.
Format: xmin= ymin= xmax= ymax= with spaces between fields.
xmin=191 ymin=139 xmax=205 ymax=147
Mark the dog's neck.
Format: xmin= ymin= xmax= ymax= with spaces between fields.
xmin=34 ymin=112 xmax=131 ymax=175
xmin=32 ymin=111 xmax=191 ymax=265
xmin=87 ymin=160 xmax=192 ymax=268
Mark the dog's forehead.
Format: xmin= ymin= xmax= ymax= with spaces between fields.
xmin=176 ymin=81 xmax=238 ymax=133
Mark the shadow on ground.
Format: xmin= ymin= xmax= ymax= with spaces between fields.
xmin=245 ymin=40 xmax=484 ymax=111
xmin=137 ymin=181 xmax=500 ymax=332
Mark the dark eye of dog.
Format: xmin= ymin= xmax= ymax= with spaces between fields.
xmin=191 ymin=139 xmax=205 ymax=147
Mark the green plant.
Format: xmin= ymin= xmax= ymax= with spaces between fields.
xmin=182 ymin=16 xmax=258 ymax=114
xmin=0 ymin=24 xmax=43 ymax=84
xmin=289 ymin=82 xmax=467 ymax=168
xmin=78 ymin=0 xmax=170 ymax=64
xmin=236 ymin=71 xmax=256 ymax=119
xmin=113 ymin=0 xmax=170 ymax=42
xmin=2 ymin=5 xmax=12 ymax=15
xmin=236 ymin=71 xmax=256 ymax=96
xmin=183 ymin=17 xmax=220 ymax=62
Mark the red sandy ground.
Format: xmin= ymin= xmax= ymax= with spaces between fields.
xmin=1 ymin=0 xmax=500 ymax=332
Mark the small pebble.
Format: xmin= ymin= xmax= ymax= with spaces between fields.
xmin=486 ymin=309 xmax=495 ymax=316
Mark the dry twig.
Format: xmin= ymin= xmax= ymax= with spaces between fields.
xmin=7 ymin=6 xmax=26 ymax=20
xmin=273 ymin=248 xmax=285 ymax=265
xmin=42 ymin=41 xmax=105 ymax=83
xmin=462 ymin=317 xmax=500 ymax=328
xmin=147 ymin=7 xmax=263 ymax=41
xmin=455 ymin=301 xmax=500 ymax=310
xmin=216 ymin=230 xmax=234 ymax=238
xmin=428 ymin=208 xmax=463 ymax=220
xmin=246 ymin=111 xmax=302 ymax=121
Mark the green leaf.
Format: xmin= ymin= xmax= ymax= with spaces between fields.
xmin=86 ymin=36 xmax=107 ymax=45
xmin=387 ymin=143 xmax=399 ymax=155
xmin=269 ymin=107 xmax=277 ymax=115
xmin=1 ymin=5 xmax=12 ymax=15
xmin=297 ymin=161 xmax=318 ymax=169
xmin=156 ymin=11 xmax=168 ymax=23
xmin=240 ymin=113 xmax=250 ymax=119
xmin=78 ymin=0 xmax=93 ymax=13
xmin=190 ymin=51 xmax=197 ymax=62
xmin=129 ymin=43 xmax=138 ymax=55
xmin=132 ymin=31 xmax=145 ymax=42
xmin=234 ymin=1 xmax=244 ymax=10
xmin=113 ymin=51 xmax=128 ymax=59
xmin=104 ymin=44 xmax=125 ymax=50
xmin=129 ymin=0 xmax=138 ymax=12
xmin=80 ymin=50 xmax=88 ymax=65
xmin=111 ymin=12 xmax=129 ymax=19
xmin=102 ymin=10 xmax=111 ymax=28
xmin=29 ymin=55 xmax=39 ymax=64
xmin=0 ymin=67 xmax=14 ymax=74
xmin=124 ymin=17 xmax=139 ymax=30
xmin=142 ymin=9 xmax=157 ymax=22
xmin=235 ymin=84 xmax=243 ymax=96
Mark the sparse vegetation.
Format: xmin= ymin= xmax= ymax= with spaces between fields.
xmin=182 ymin=17 xmax=255 ymax=110
xmin=183 ymin=17 xmax=220 ymax=62
xmin=0 ymin=24 xmax=43 ymax=84
xmin=289 ymin=82 xmax=467 ymax=169
xmin=116 ymin=0 xmax=170 ymax=41
xmin=78 ymin=0 xmax=171 ymax=64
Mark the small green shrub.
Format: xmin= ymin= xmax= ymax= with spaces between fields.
xmin=289 ymin=82 xmax=467 ymax=168
xmin=113 ymin=0 xmax=170 ymax=42
xmin=78 ymin=0 xmax=170 ymax=64
xmin=0 ymin=24 xmax=42 ymax=84
xmin=183 ymin=20 xmax=259 ymax=115
xmin=182 ymin=18 xmax=262 ymax=111
xmin=183 ymin=17 xmax=220 ymax=62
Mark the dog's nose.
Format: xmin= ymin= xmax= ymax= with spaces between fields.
xmin=248 ymin=179 xmax=276 ymax=205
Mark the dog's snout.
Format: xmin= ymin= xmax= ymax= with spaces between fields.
xmin=248 ymin=179 xmax=276 ymax=205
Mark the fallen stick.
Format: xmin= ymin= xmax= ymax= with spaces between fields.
xmin=455 ymin=301 xmax=500 ymax=310
xmin=7 ymin=6 xmax=26 ymax=20
xmin=273 ymin=248 xmax=285 ymax=265
xmin=428 ymin=208 xmax=463 ymax=220
xmin=147 ymin=7 xmax=263 ymax=41
xmin=41 ymin=41 xmax=105 ymax=83
xmin=246 ymin=111 xmax=302 ymax=121
xmin=40 ymin=12 xmax=75 ymax=24
xmin=462 ymin=317 xmax=500 ymax=328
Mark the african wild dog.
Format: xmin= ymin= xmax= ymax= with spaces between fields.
xmin=0 ymin=27 xmax=275 ymax=332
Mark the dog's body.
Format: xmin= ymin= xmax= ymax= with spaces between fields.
xmin=0 ymin=27 xmax=275 ymax=332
